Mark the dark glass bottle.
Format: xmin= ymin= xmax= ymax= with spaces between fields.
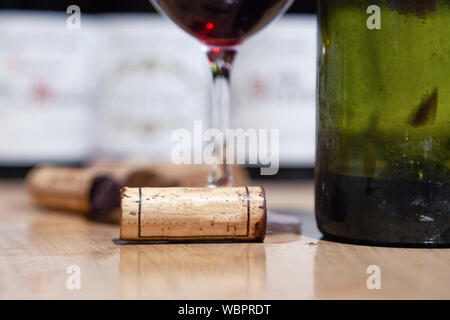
xmin=316 ymin=0 xmax=450 ymax=246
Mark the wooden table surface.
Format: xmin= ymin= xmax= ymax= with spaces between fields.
xmin=0 ymin=180 xmax=449 ymax=300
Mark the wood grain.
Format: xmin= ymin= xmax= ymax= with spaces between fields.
xmin=0 ymin=180 xmax=448 ymax=299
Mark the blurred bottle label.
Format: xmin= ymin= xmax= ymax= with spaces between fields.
xmin=97 ymin=15 xmax=209 ymax=162
xmin=232 ymin=15 xmax=316 ymax=166
xmin=0 ymin=13 xmax=315 ymax=167
xmin=0 ymin=12 xmax=98 ymax=164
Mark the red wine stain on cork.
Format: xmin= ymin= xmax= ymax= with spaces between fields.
xmin=409 ymin=88 xmax=438 ymax=127
xmin=392 ymin=0 xmax=437 ymax=18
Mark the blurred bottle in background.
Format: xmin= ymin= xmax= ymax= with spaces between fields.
xmin=97 ymin=15 xmax=209 ymax=162
xmin=0 ymin=12 xmax=98 ymax=167
xmin=233 ymin=15 xmax=316 ymax=168
xmin=0 ymin=1 xmax=317 ymax=177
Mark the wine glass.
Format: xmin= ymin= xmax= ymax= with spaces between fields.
xmin=150 ymin=0 xmax=294 ymax=187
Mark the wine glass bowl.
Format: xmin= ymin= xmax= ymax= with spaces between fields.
xmin=151 ymin=0 xmax=294 ymax=46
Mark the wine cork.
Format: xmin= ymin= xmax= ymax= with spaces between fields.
xmin=26 ymin=167 xmax=121 ymax=215
xmin=90 ymin=161 xmax=250 ymax=187
xmin=91 ymin=163 xmax=177 ymax=187
xmin=120 ymin=186 xmax=266 ymax=242
xmin=149 ymin=164 xmax=251 ymax=187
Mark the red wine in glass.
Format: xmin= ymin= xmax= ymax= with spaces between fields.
xmin=152 ymin=0 xmax=293 ymax=46
xmin=150 ymin=0 xmax=293 ymax=186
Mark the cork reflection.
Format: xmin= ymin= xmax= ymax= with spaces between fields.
xmin=119 ymin=243 xmax=267 ymax=299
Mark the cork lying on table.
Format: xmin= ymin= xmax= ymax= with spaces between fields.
xmin=26 ymin=166 xmax=121 ymax=215
xmin=90 ymin=162 xmax=251 ymax=187
xmin=26 ymin=164 xmax=252 ymax=225
xmin=120 ymin=186 xmax=267 ymax=242
xmin=90 ymin=162 xmax=177 ymax=188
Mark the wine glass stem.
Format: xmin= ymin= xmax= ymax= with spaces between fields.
xmin=206 ymin=46 xmax=238 ymax=187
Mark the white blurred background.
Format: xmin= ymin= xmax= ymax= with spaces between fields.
xmin=0 ymin=1 xmax=317 ymax=176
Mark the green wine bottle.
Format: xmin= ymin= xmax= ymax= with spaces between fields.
xmin=316 ymin=0 xmax=450 ymax=246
